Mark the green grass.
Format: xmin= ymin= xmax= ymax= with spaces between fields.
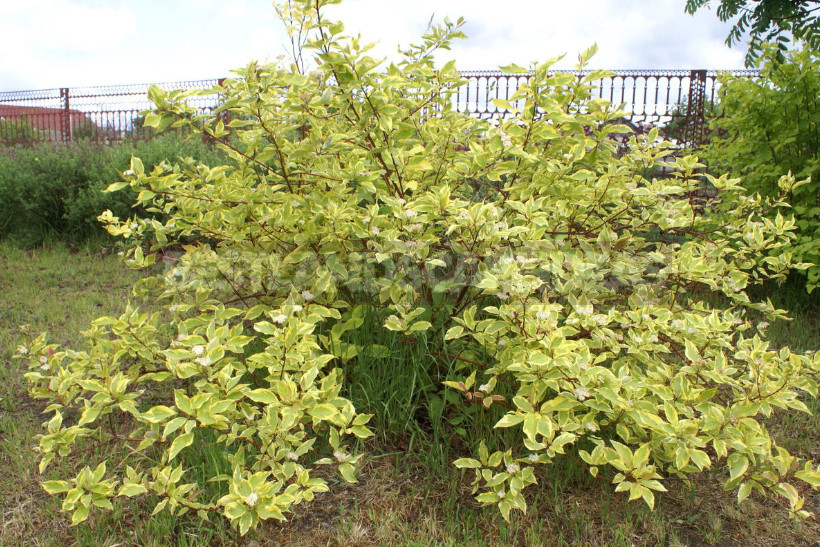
xmin=0 ymin=242 xmax=149 ymax=545
xmin=1 ymin=243 xmax=818 ymax=546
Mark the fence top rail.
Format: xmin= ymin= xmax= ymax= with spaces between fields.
xmin=0 ymin=69 xmax=762 ymax=102
xmin=0 ymin=88 xmax=63 ymax=103
xmin=0 ymin=79 xmax=222 ymax=103
xmin=458 ymin=69 xmax=761 ymax=78
xmin=65 ymin=79 xmax=223 ymax=99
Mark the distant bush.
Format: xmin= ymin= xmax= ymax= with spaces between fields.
xmin=0 ymin=135 xmax=226 ymax=246
xmin=0 ymin=117 xmax=47 ymax=143
xmin=701 ymin=44 xmax=820 ymax=291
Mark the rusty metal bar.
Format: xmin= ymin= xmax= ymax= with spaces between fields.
xmin=683 ymin=70 xmax=708 ymax=148
xmin=60 ymin=88 xmax=70 ymax=142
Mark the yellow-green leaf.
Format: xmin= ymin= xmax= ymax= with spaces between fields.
xmin=167 ymin=432 xmax=194 ymax=461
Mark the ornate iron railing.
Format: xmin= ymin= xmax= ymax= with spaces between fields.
xmin=455 ymin=69 xmax=759 ymax=145
xmin=0 ymin=70 xmax=758 ymax=147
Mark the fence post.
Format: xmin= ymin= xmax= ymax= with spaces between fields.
xmin=60 ymin=87 xmax=71 ymax=142
xmin=683 ymin=70 xmax=707 ymax=148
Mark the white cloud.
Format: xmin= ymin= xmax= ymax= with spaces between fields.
xmin=0 ymin=0 xmax=751 ymax=92
xmin=326 ymin=0 xmax=747 ymax=70
xmin=0 ymin=0 xmax=139 ymax=88
xmin=0 ymin=0 xmax=137 ymax=53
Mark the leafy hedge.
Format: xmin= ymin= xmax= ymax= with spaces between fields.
xmin=0 ymin=135 xmax=226 ymax=246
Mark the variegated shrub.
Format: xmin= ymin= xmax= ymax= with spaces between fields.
xmin=21 ymin=0 xmax=820 ymax=533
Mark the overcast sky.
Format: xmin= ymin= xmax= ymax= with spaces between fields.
xmin=0 ymin=0 xmax=750 ymax=92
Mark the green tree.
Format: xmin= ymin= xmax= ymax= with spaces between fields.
xmin=685 ymin=0 xmax=820 ymax=65
xmin=702 ymin=44 xmax=820 ymax=291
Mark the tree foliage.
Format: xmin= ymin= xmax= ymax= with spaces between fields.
xmin=702 ymin=44 xmax=820 ymax=291
xmin=20 ymin=0 xmax=820 ymax=534
xmin=685 ymin=0 xmax=820 ymax=65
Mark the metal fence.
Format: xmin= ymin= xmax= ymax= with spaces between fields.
xmin=0 ymin=69 xmax=758 ymax=147
xmin=0 ymin=79 xmax=222 ymax=145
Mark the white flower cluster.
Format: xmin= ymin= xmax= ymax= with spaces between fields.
xmin=496 ymin=130 xmax=512 ymax=148
xmin=573 ymin=386 xmax=590 ymax=401
xmin=576 ymin=304 xmax=594 ymax=316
